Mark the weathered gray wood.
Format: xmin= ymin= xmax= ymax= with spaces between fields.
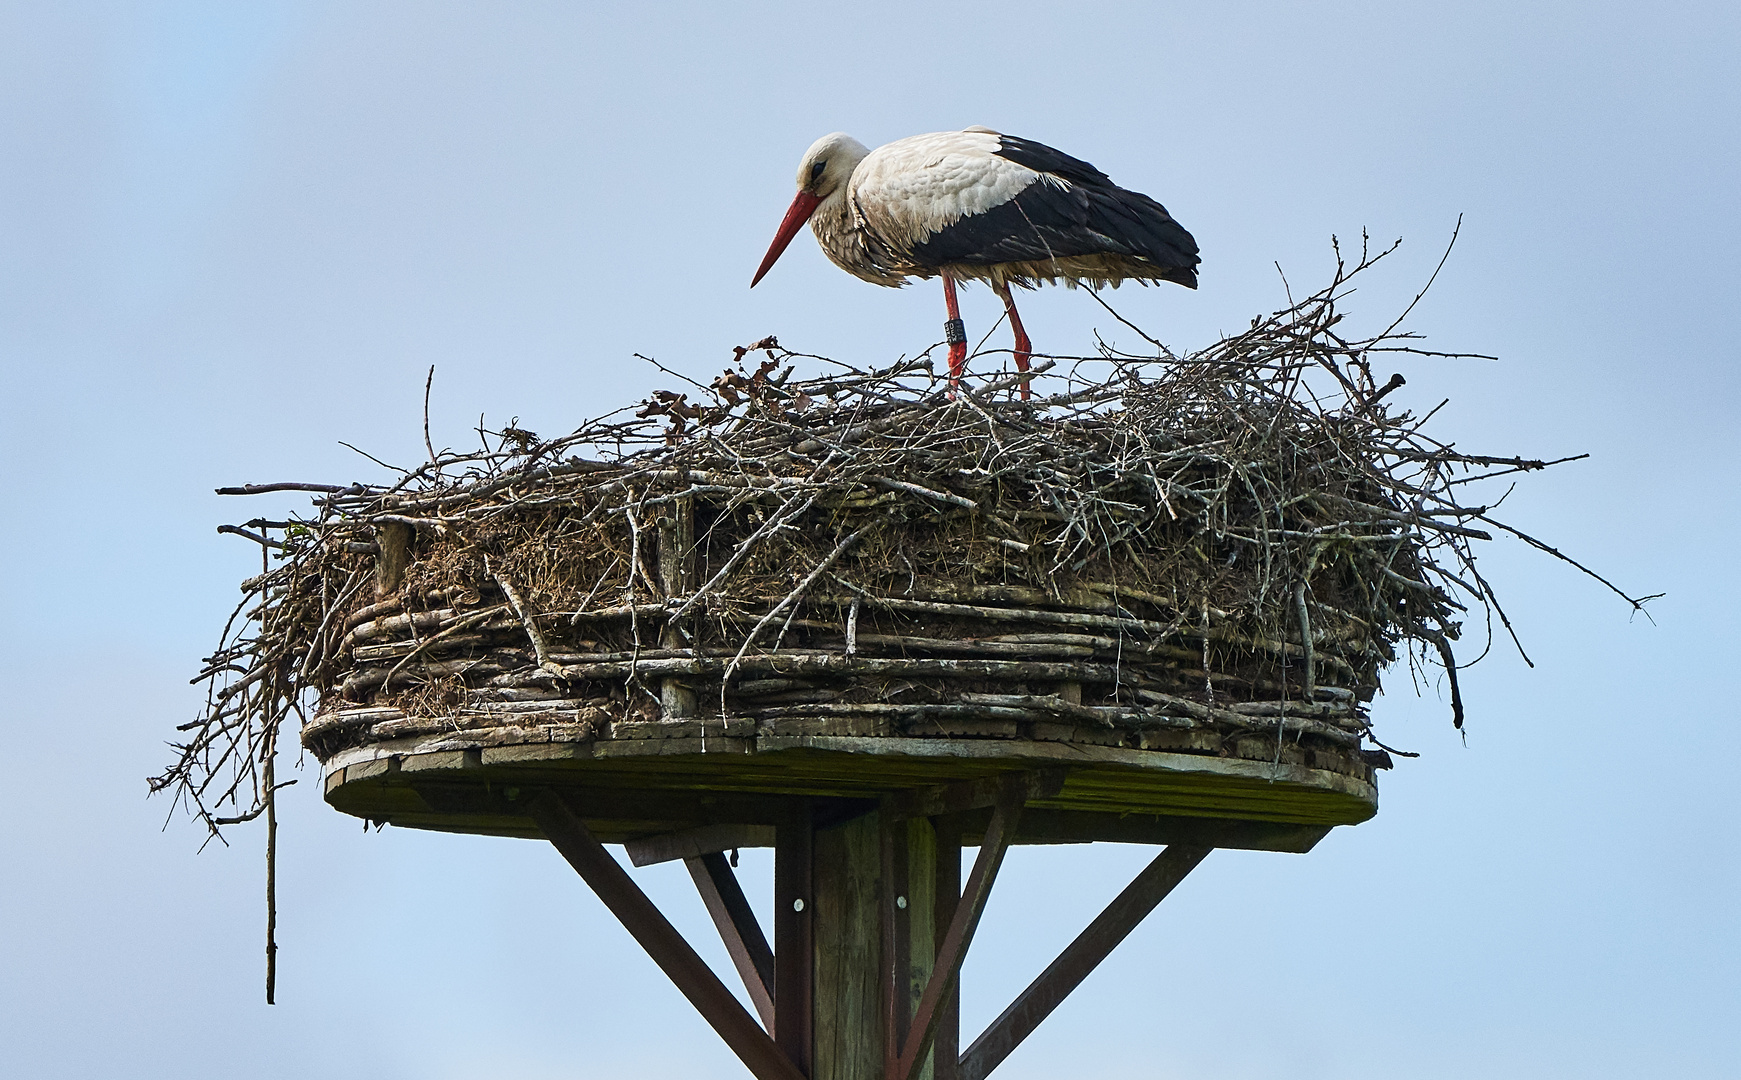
xmin=626 ymin=823 xmax=776 ymax=867
xmin=658 ymin=494 xmax=698 ymax=719
xmin=326 ymin=733 xmax=1374 ymax=849
xmin=373 ymin=520 xmax=413 ymax=597
xmin=542 ymin=652 xmax=1130 ymax=683
xmin=815 ymin=812 xmax=881 ymax=1080
xmin=877 ymin=815 xmax=942 ymax=1080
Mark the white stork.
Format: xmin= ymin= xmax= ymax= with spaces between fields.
xmin=751 ymin=128 xmax=1199 ymax=396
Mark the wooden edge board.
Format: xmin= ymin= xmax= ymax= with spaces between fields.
xmin=627 ymin=824 xmax=778 ymax=867
xmin=332 ymin=807 xmax=1335 ymax=853
xmin=324 ymin=734 xmax=1376 ymax=804
xmin=882 ymin=768 xmax=1069 ymax=822
xmin=747 ymin=736 xmax=1377 ymax=802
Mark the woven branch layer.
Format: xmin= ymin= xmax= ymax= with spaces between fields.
xmin=158 ymin=241 xmax=1635 ymax=834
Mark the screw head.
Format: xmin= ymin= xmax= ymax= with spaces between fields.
xmin=793 ymin=898 xmax=805 ymax=912
xmin=896 ymin=895 xmax=908 ymax=910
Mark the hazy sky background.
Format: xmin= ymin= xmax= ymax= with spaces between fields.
xmin=2 ymin=3 xmax=1736 ymax=1077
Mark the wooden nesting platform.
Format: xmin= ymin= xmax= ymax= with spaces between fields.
xmin=309 ymin=547 xmax=1387 ymax=855
xmin=317 ymin=718 xmax=1377 ymax=854
xmin=176 ymin=294 xmax=1535 ymax=1079
xmin=295 ymin=463 xmax=1396 ymax=1079
xmin=313 ymin=716 xmax=1377 ymax=1080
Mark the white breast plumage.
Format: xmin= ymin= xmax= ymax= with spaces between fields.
xmin=850 ymin=131 xmax=1045 ymax=250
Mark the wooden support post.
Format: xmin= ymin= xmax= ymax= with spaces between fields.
xmin=931 ymin=816 xmax=962 ymax=1080
xmin=373 ymin=520 xmax=412 ymax=598
xmin=657 ymin=492 xmax=696 ymax=719
xmin=816 ymin=812 xmax=881 ymax=1080
xmin=528 ymin=792 xmax=804 ymax=1080
xmin=880 ymin=814 xmax=912 ymax=1073
xmin=891 ymin=777 xmax=1026 ymax=1080
xmin=957 ymin=844 xmax=1213 ymax=1080
xmin=687 ymin=852 xmax=776 ymax=1031
xmin=775 ymin=800 xmax=815 ymax=1077
xmin=530 ymin=780 xmax=1206 ymax=1080
xmin=903 ymin=819 xmax=937 ymax=1080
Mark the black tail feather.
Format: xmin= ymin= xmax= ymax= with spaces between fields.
xmin=1086 ymin=187 xmax=1199 ymax=284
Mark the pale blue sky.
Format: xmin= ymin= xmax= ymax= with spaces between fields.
xmin=1 ymin=3 xmax=1736 ymax=1078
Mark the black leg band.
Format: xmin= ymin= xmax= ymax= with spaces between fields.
xmin=943 ymin=318 xmax=966 ymax=346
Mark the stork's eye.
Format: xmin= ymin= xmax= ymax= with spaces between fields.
xmin=810 ymin=159 xmax=827 ymax=182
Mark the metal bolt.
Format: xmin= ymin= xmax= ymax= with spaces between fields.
xmin=896 ymin=895 xmax=907 ymax=910
xmin=793 ymin=898 xmax=805 ymax=912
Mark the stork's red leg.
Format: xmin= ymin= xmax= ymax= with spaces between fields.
xmin=992 ymin=280 xmax=1033 ymax=400
xmin=941 ymin=272 xmax=968 ymax=386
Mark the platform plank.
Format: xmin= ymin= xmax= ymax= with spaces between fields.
xmin=320 ymin=730 xmax=1374 ymax=851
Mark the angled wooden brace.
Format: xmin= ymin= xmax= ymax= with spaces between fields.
xmin=687 ymin=852 xmax=776 ymax=1031
xmin=529 ymin=791 xmax=806 ymax=1080
xmin=957 ymin=843 xmax=1213 ymax=1080
xmin=888 ymin=774 xmax=1028 ymax=1080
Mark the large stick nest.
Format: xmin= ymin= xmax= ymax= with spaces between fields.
xmin=156 ymin=239 xmax=1647 ymax=835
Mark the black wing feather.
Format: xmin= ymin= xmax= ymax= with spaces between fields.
xmin=910 ymin=133 xmax=1199 ymax=286
xmin=990 ymin=135 xmax=1114 ymax=187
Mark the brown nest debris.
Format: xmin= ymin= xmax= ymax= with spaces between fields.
xmin=155 ymin=240 xmax=1650 ymax=839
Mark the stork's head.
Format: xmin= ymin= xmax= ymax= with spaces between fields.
xmin=793 ymin=132 xmax=868 ymax=198
xmin=752 ymin=132 xmax=870 ymax=286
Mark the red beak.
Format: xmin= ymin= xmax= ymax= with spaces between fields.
xmin=751 ymin=190 xmax=823 ymax=287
